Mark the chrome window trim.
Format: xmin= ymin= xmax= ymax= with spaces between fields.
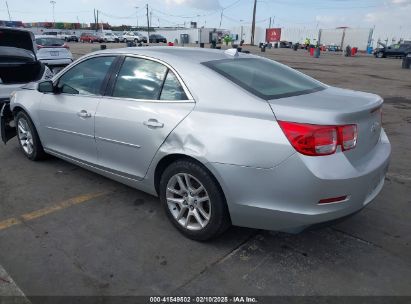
xmin=102 ymin=95 xmax=194 ymax=104
xmin=52 ymin=52 xmax=195 ymax=103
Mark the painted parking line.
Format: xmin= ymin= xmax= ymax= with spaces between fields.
xmin=0 ymin=192 xmax=109 ymax=231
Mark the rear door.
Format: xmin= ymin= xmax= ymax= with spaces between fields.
xmin=38 ymin=55 xmax=117 ymax=164
xmin=95 ymin=56 xmax=195 ymax=180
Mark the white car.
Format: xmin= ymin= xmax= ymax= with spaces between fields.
xmin=122 ymin=31 xmax=146 ymax=43
xmin=35 ymin=35 xmax=73 ymax=74
xmin=98 ymin=32 xmax=116 ymax=43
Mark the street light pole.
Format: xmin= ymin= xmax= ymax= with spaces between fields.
xmin=50 ymin=0 xmax=56 ymax=27
xmin=250 ymin=0 xmax=257 ymax=45
xmin=135 ymin=6 xmax=139 ymax=29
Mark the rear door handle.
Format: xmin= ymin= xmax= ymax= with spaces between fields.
xmin=77 ymin=110 xmax=92 ymax=118
xmin=143 ymin=119 xmax=164 ymax=129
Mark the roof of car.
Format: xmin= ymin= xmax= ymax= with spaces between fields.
xmin=95 ymin=46 xmax=252 ymax=64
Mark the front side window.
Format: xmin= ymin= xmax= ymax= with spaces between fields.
xmin=58 ymin=56 xmax=115 ymax=95
xmin=160 ymin=71 xmax=188 ymax=100
xmin=113 ymin=57 xmax=167 ymax=100
xmin=202 ymin=58 xmax=325 ymax=100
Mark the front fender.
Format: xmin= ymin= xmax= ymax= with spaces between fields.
xmin=10 ymin=89 xmax=44 ymax=133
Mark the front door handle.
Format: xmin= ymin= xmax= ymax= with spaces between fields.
xmin=77 ymin=110 xmax=92 ymax=118
xmin=143 ymin=119 xmax=164 ymax=129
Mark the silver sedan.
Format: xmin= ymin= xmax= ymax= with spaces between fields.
xmin=1 ymin=47 xmax=391 ymax=240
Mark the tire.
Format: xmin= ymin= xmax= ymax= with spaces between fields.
xmin=134 ymin=38 xmax=138 ymax=43
xmin=15 ymin=111 xmax=46 ymax=161
xmin=159 ymin=160 xmax=230 ymax=241
xmin=123 ymin=38 xmax=127 ymax=43
xmin=377 ymin=52 xmax=384 ymax=58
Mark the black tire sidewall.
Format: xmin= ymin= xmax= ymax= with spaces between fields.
xmin=15 ymin=112 xmax=44 ymax=161
xmin=159 ymin=160 xmax=230 ymax=241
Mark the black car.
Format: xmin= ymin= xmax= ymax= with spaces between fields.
xmin=374 ymin=43 xmax=411 ymax=58
xmin=0 ymin=27 xmax=53 ymax=143
xmin=149 ymin=34 xmax=167 ymax=43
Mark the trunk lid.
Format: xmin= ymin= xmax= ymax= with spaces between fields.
xmin=0 ymin=27 xmax=36 ymax=56
xmin=269 ymin=87 xmax=383 ymax=163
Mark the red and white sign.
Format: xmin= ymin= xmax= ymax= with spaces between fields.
xmin=266 ymin=28 xmax=281 ymax=42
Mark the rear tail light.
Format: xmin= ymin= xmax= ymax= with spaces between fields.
xmin=339 ymin=124 xmax=357 ymax=151
xmin=63 ymin=43 xmax=69 ymax=49
xmin=278 ymin=121 xmax=358 ymax=156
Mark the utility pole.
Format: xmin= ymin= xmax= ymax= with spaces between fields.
xmin=93 ymin=9 xmax=96 ymax=31
xmin=5 ymin=1 xmax=11 ymax=21
xmin=146 ymin=4 xmax=150 ymax=45
xmin=135 ymin=6 xmax=139 ymax=29
xmin=269 ymin=17 xmax=272 ymax=29
xmin=50 ymin=0 xmax=56 ymax=27
xmin=250 ymin=0 xmax=257 ymax=45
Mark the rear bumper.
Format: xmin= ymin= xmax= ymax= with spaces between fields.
xmin=208 ymin=129 xmax=391 ymax=233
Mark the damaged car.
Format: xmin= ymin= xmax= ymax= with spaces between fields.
xmin=0 ymin=27 xmax=53 ymax=144
xmin=1 ymin=47 xmax=391 ymax=241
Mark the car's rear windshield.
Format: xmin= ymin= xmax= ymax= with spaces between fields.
xmin=202 ymin=58 xmax=325 ymax=100
xmin=36 ymin=37 xmax=65 ymax=46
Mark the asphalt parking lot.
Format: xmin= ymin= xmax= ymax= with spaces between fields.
xmin=1 ymin=43 xmax=411 ymax=299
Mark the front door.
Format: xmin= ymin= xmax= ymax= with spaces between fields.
xmin=38 ymin=56 xmax=116 ymax=164
xmin=95 ymin=56 xmax=195 ymax=180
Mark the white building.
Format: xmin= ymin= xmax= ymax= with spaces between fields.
xmin=153 ymin=27 xmax=227 ymax=44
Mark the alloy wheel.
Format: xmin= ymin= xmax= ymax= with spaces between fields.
xmin=166 ymin=173 xmax=211 ymax=231
xmin=17 ymin=118 xmax=34 ymax=155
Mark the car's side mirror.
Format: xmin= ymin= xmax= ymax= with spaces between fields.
xmin=38 ymin=80 xmax=55 ymax=93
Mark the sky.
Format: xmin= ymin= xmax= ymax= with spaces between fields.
xmin=1 ymin=0 xmax=410 ymax=32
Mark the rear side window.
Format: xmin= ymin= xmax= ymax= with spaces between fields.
xmin=160 ymin=71 xmax=187 ymax=100
xmin=113 ymin=57 xmax=167 ymax=100
xmin=202 ymin=58 xmax=325 ymax=100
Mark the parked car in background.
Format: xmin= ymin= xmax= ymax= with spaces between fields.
xmin=122 ymin=31 xmax=146 ymax=43
xmin=35 ymin=36 xmax=73 ymax=74
xmin=62 ymin=32 xmax=79 ymax=42
xmin=80 ymin=32 xmax=103 ymax=43
xmin=39 ymin=31 xmax=78 ymax=42
xmin=98 ymin=31 xmax=116 ymax=43
xmin=149 ymin=34 xmax=167 ymax=43
xmin=374 ymin=43 xmax=411 ymax=58
xmin=43 ymin=31 xmax=58 ymax=37
xmin=1 ymin=47 xmax=391 ymax=241
xmin=0 ymin=27 xmax=52 ymax=141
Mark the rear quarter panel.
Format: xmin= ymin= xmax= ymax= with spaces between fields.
xmin=152 ymin=65 xmax=295 ymax=169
